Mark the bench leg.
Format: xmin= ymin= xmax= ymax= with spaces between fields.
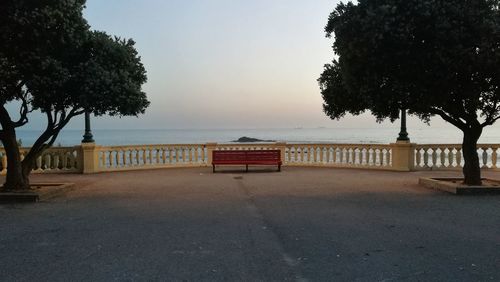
xmin=278 ymin=164 xmax=281 ymax=172
xmin=213 ymin=164 xmax=215 ymax=173
xmin=246 ymin=164 xmax=248 ymax=173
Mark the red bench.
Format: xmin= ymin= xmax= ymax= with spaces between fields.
xmin=212 ymin=150 xmax=282 ymax=172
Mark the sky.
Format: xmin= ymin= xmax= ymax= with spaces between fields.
xmin=83 ymin=0 xmax=342 ymax=129
xmin=14 ymin=0 xmax=483 ymax=131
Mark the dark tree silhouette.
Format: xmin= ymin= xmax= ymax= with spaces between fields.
xmin=319 ymin=0 xmax=500 ymax=185
xmin=0 ymin=0 xmax=149 ymax=191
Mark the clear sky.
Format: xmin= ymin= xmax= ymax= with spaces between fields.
xmin=15 ymin=0 xmax=472 ymax=130
xmin=83 ymin=0 xmax=343 ymax=129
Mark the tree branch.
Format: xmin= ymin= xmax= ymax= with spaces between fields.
xmin=482 ymin=115 xmax=500 ymax=127
xmin=12 ymin=93 xmax=30 ymax=128
xmin=0 ymin=106 xmax=14 ymax=130
xmin=429 ymin=107 xmax=467 ymax=131
xmin=46 ymin=111 xmax=54 ymax=126
xmin=21 ymin=107 xmax=84 ymax=166
xmin=481 ymin=99 xmax=500 ymax=127
xmin=21 ymin=111 xmax=57 ymax=166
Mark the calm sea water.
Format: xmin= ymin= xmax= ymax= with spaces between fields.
xmin=13 ymin=126 xmax=500 ymax=146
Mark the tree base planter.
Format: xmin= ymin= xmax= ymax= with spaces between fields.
xmin=0 ymin=183 xmax=75 ymax=203
xmin=419 ymin=178 xmax=500 ymax=195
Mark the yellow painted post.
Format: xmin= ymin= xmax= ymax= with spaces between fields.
xmin=276 ymin=142 xmax=287 ymax=164
xmin=390 ymin=141 xmax=416 ymax=171
xmin=205 ymin=143 xmax=217 ymax=166
xmin=81 ymin=142 xmax=100 ymax=174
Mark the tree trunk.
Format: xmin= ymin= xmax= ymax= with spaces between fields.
xmin=462 ymin=128 xmax=482 ymax=186
xmin=1 ymin=130 xmax=30 ymax=191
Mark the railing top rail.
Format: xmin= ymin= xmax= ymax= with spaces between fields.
xmin=286 ymin=143 xmax=392 ymax=147
xmin=415 ymin=144 xmax=462 ymax=148
xmin=0 ymin=146 xmax=80 ymax=150
xmin=0 ymin=147 xmax=80 ymax=154
xmin=416 ymin=144 xmax=500 ymax=148
xmin=98 ymin=144 xmax=207 ymax=150
xmin=33 ymin=146 xmax=81 ymax=150
xmin=216 ymin=143 xmax=279 ymax=147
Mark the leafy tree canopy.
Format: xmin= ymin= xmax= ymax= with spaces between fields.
xmin=1 ymin=0 xmax=149 ymax=123
xmin=320 ymin=0 xmax=500 ymax=129
xmin=319 ymin=0 xmax=500 ymax=185
xmin=0 ymin=0 xmax=149 ymax=190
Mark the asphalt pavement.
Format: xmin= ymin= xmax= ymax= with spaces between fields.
xmin=0 ymin=167 xmax=499 ymax=281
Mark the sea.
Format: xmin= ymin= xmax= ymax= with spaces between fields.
xmin=13 ymin=126 xmax=500 ymax=146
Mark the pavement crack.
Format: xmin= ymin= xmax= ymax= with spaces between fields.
xmin=234 ymin=177 xmax=309 ymax=282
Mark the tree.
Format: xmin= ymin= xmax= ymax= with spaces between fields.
xmin=319 ymin=0 xmax=500 ymax=185
xmin=0 ymin=0 xmax=149 ymax=191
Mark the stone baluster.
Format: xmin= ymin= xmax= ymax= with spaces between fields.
xmin=365 ymin=149 xmax=371 ymax=166
xmin=121 ymin=150 xmax=127 ymax=167
xmin=61 ymin=152 xmax=68 ymax=170
xmin=415 ymin=149 xmax=421 ymax=168
xmin=431 ymin=149 xmax=437 ymax=168
xmin=482 ymin=149 xmax=488 ymax=168
xmin=53 ymin=154 xmax=60 ymax=170
xmin=154 ymin=148 xmax=159 ymax=164
xmin=163 ymin=148 xmax=168 ymax=164
xmin=448 ymin=148 xmax=454 ymax=168
xmin=173 ymin=148 xmax=179 ymax=163
xmin=194 ymin=147 xmax=199 ymax=163
xmin=111 ymin=151 xmax=116 ymax=168
xmin=186 ymin=147 xmax=191 ymax=163
xmin=140 ymin=149 xmax=146 ymax=165
xmin=492 ymin=148 xmax=498 ymax=169
xmin=440 ymin=149 xmax=446 ymax=168
xmin=35 ymin=156 xmax=42 ymax=171
xmin=423 ymin=149 xmax=429 ymax=168
xmin=147 ymin=148 xmax=152 ymax=165
xmin=43 ymin=154 xmax=51 ymax=170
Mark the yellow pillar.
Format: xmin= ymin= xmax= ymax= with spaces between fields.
xmin=205 ymin=142 xmax=217 ymax=165
xmin=81 ymin=142 xmax=100 ymax=174
xmin=391 ymin=141 xmax=416 ymax=171
xmin=276 ymin=142 xmax=287 ymax=164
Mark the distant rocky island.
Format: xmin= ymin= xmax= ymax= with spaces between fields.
xmin=232 ymin=136 xmax=275 ymax=143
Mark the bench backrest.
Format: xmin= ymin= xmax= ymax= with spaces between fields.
xmin=213 ymin=150 xmax=281 ymax=161
xmin=212 ymin=151 xmax=247 ymax=161
xmin=245 ymin=150 xmax=280 ymax=161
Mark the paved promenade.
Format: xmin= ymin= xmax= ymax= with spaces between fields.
xmin=0 ymin=167 xmax=499 ymax=281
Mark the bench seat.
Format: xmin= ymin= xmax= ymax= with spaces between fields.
xmin=212 ymin=150 xmax=282 ymax=172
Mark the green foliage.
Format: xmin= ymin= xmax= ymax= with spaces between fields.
xmin=0 ymin=0 xmax=150 ymax=190
xmin=319 ymin=0 xmax=500 ymax=129
xmin=75 ymin=32 xmax=149 ymax=116
xmin=0 ymin=0 xmax=89 ymax=104
xmin=0 ymin=0 xmax=149 ymax=128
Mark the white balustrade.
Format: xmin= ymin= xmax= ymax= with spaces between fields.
xmin=97 ymin=144 xmax=207 ymax=171
xmin=1 ymin=143 xmax=500 ymax=175
xmin=285 ymin=144 xmax=392 ymax=169
xmin=414 ymin=144 xmax=500 ymax=170
xmin=0 ymin=147 xmax=81 ymax=175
